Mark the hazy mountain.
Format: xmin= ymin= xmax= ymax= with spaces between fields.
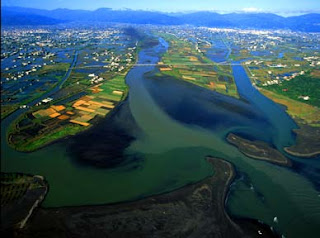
xmin=286 ymin=14 xmax=320 ymax=32
xmin=177 ymin=11 xmax=233 ymax=27
xmin=88 ymin=8 xmax=181 ymax=24
xmin=223 ymin=13 xmax=286 ymax=29
xmin=1 ymin=7 xmax=320 ymax=32
xmin=1 ymin=7 xmax=64 ymax=25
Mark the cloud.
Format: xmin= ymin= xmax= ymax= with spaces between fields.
xmin=242 ymin=7 xmax=262 ymax=13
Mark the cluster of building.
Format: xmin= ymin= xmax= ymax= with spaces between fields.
xmin=1 ymin=26 xmax=136 ymax=106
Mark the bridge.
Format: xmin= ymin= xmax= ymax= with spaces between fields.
xmin=72 ymin=61 xmax=246 ymax=69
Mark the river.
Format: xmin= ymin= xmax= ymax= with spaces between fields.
xmin=1 ymin=37 xmax=320 ymax=238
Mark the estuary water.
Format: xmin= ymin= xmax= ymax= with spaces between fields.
xmin=1 ymin=37 xmax=320 ymax=238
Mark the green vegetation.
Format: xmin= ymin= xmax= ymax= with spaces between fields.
xmin=157 ymin=33 xmax=238 ymax=98
xmin=8 ymin=65 xmax=133 ymax=152
xmin=263 ymin=73 xmax=320 ymax=108
xmin=1 ymin=104 xmax=19 ymax=120
xmin=10 ymin=123 xmax=84 ymax=152
xmin=96 ymin=74 xmax=128 ymax=101
xmin=256 ymin=71 xmax=320 ymax=126
xmin=36 ymin=63 xmax=70 ymax=76
xmin=259 ymin=88 xmax=320 ymax=126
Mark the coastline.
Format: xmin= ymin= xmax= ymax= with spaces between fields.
xmin=226 ymin=133 xmax=290 ymax=166
xmin=12 ymin=157 xmax=277 ymax=238
xmin=284 ymin=123 xmax=320 ymax=158
xmin=1 ymin=173 xmax=48 ymax=233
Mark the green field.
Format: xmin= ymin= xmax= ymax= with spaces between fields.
xmin=263 ymin=73 xmax=320 ymax=108
xmin=157 ymin=33 xmax=238 ymax=98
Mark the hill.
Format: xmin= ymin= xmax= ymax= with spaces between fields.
xmin=1 ymin=7 xmax=320 ymax=32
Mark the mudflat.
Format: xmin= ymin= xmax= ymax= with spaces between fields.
xmin=284 ymin=124 xmax=320 ymax=158
xmin=13 ymin=157 xmax=276 ymax=238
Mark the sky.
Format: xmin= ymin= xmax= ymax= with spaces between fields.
xmin=2 ymin=0 xmax=320 ymax=16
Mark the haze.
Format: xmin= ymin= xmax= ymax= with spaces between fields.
xmin=2 ymin=0 xmax=320 ymax=16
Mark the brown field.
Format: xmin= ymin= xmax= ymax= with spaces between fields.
xmin=311 ymin=69 xmax=320 ymax=77
xmin=197 ymin=72 xmax=217 ymax=77
xmin=159 ymin=67 xmax=172 ymax=71
xmin=74 ymin=106 xmax=95 ymax=113
xmin=49 ymin=112 xmax=61 ymax=118
xmin=208 ymin=82 xmax=226 ymax=90
xmin=208 ymin=82 xmax=215 ymax=89
xmin=260 ymin=88 xmax=320 ymax=124
xmin=189 ymin=56 xmax=199 ymax=61
xmin=58 ymin=115 xmax=70 ymax=120
xmin=81 ymin=95 xmax=94 ymax=101
xmin=69 ymin=120 xmax=90 ymax=127
xmin=33 ymin=108 xmax=56 ymax=118
xmin=51 ymin=105 xmax=66 ymax=111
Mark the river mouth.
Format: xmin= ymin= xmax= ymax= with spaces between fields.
xmin=2 ymin=33 xmax=320 ymax=238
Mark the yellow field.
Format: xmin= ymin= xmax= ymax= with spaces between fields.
xmin=259 ymin=88 xmax=320 ymax=125
xmin=182 ymin=75 xmax=196 ymax=80
xmin=159 ymin=67 xmax=172 ymax=71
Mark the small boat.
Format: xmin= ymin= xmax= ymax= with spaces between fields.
xmin=273 ymin=216 xmax=278 ymax=223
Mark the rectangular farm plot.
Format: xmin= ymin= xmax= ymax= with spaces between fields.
xmin=49 ymin=112 xmax=61 ymax=118
xmin=69 ymin=120 xmax=90 ymax=127
xmin=112 ymin=90 xmax=124 ymax=96
xmin=95 ymin=108 xmax=110 ymax=116
xmin=57 ymin=115 xmax=70 ymax=120
xmin=33 ymin=105 xmax=66 ymax=118
xmin=51 ymin=105 xmax=66 ymax=112
xmin=74 ymin=106 xmax=95 ymax=113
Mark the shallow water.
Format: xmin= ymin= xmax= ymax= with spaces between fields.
xmin=1 ymin=36 xmax=320 ymax=238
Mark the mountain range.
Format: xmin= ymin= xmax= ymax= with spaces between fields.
xmin=1 ymin=7 xmax=320 ymax=32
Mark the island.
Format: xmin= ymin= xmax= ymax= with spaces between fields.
xmin=227 ymin=133 xmax=290 ymax=166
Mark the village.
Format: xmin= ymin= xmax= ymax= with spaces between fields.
xmin=1 ymin=25 xmax=137 ymax=151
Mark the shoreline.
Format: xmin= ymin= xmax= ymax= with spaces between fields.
xmin=284 ymin=123 xmax=320 ymax=158
xmin=255 ymin=88 xmax=320 ymax=158
xmin=226 ymin=133 xmax=290 ymax=166
xmin=1 ymin=173 xmax=48 ymax=233
xmin=284 ymin=147 xmax=320 ymax=158
xmin=12 ymin=157 xmax=277 ymax=238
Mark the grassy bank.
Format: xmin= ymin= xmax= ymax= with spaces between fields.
xmin=258 ymin=88 xmax=320 ymax=126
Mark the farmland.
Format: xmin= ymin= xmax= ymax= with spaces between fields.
xmin=156 ymin=33 xmax=238 ymax=98
xmin=8 ymin=71 xmax=129 ymax=152
xmin=3 ymin=27 xmax=137 ymax=151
